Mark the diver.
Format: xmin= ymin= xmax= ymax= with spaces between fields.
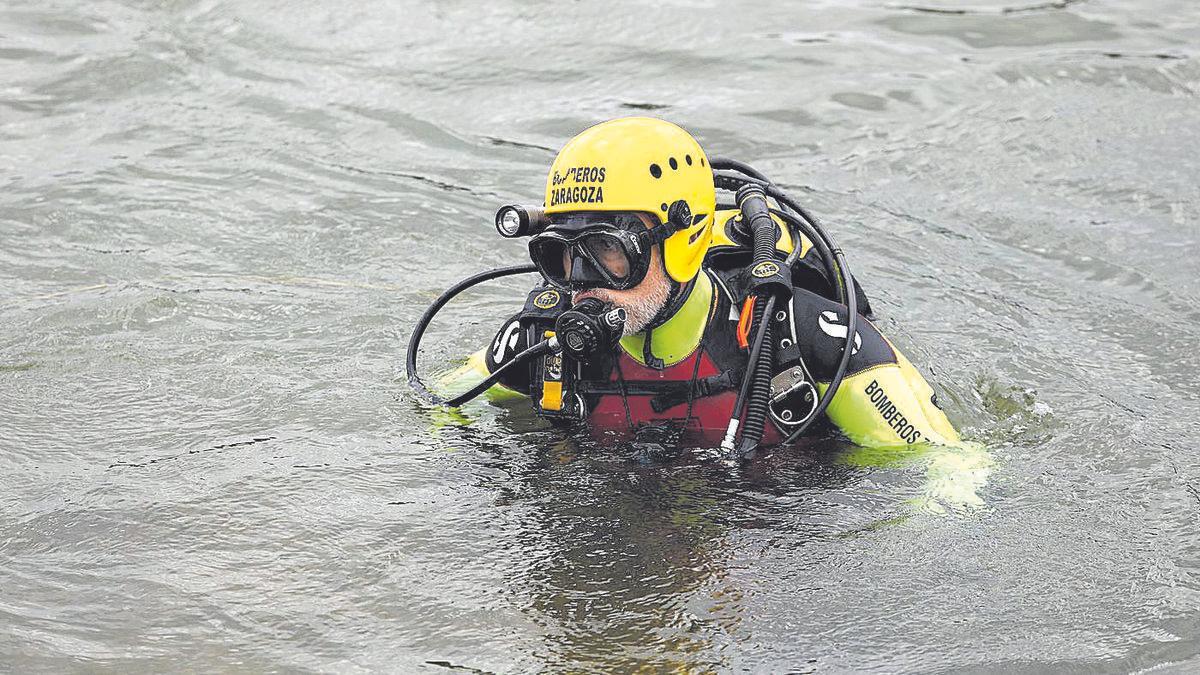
xmin=410 ymin=117 xmax=962 ymax=458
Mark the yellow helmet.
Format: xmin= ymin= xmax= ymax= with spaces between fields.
xmin=543 ymin=117 xmax=716 ymax=284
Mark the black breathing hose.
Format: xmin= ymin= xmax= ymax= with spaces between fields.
xmin=770 ymin=207 xmax=842 ymax=302
xmin=783 ymin=251 xmax=857 ymax=445
xmin=733 ymin=184 xmax=780 ymax=456
xmin=769 ymin=189 xmax=860 ymax=443
xmin=710 ymin=157 xmax=770 ymax=182
xmin=710 ymin=159 xmax=860 ymax=453
xmin=406 ymin=263 xmax=540 ymax=406
xmin=766 ymin=186 xmax=849 ymax=300
xmin=717 ymin=184 xmax=779 ymax=456
xmin=441 ymin=339 xmax=554 ymax=407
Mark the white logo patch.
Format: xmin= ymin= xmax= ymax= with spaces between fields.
xmin=818 ymin=310 xmax=862 ymax=355
xmin=492 ymin=320 xmax=521 ymax=363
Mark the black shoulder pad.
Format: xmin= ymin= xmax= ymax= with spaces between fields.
xmin=791 ymin=255 xmax=875 ymax=320
xmin=484 ymin=313 xmax=534 ymax=392
xmin=710 ymin=266 xmax=750 ymax=304
xmin=781 ymin=287 xmax=896 ymax=381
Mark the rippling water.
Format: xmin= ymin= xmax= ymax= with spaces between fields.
xmin=3 ymin=0 xmax=1199 ymax=671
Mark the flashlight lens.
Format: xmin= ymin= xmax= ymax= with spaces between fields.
xmin=496 ymin=207 xmax=524 ymax=237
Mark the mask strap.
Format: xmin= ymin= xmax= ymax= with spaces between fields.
xmin=645 ymin=221 xmax=677 ymax=247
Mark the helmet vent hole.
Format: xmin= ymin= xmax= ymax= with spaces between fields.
xmin=685 ymin=154 xmax=693 ymax=166
xmin=669 ymin=157 xmax=678 ymax=170
xmin=649 ymin=163 xmax=662 ymax=178
xmin=660 ymin=202 xmax=668 ymax=212
xmin=700 ymin=157 xmax=706 ymax=167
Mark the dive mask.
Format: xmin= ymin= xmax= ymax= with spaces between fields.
xmin=528 ymin=212 xmax=672 ymax=291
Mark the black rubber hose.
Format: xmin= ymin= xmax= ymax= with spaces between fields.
xmin=737 ymin=186 xmax=784 ymax=455
xmin=727 ymin=293 xmax=776 ymax=442
xmin=782 ymin=249 xmax=858 ymax=445
xmin=764 ymin=187 xmax=848 ymax=301
xmin=710 ymin=157 xmax=770 ymax=182
xmin=712 ymin=165 xmax=861 ymax=447
xmin=766 ymin=192 xmax=861 ymax=443
xmin=712 ymin=169 xmax=755 ymax=194
xmin=744 ymin=180 xmax=862 ymax=441
xmin=770 ymin=207 xmax=843 ymax=304
xmin=737 ymin=303 xmax=774 ymax=456
xmin=718 ymin=184 xmax=781 ymax=457
xmin=713 ymin=172 xmax=839 ymax=298
xmin=713 ymin=174 xmax=828 ymax=293
xmin=406 ymin=263 xmax=538 ymax=405
xmin=442 ymin=339 xmax=553 ymax=407
xmin=717 ymin=164 xmax=827 ymax=237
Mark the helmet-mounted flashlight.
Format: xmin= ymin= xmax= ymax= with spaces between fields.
xmin=495 ymin=205 xmax=547 ymax=238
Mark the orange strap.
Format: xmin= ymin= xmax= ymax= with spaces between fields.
xmin=737 ymin=297 xmax=756 ymax=349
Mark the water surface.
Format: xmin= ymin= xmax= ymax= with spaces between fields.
xmin=2 ymin=0 xmax=1199 ymax=671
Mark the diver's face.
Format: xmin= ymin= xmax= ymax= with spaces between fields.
xmin=572 ymin=213 xmax=673 ymax=336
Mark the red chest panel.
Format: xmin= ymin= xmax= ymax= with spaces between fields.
xmin=586 ymin=348 xmax=781 ymax=447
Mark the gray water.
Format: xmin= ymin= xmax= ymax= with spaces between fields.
xmin=3 ymin=0 xmax=1199 ymax=672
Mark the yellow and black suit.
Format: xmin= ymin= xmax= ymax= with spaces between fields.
xmin=471 ymin=210 xmax=961 ymax=450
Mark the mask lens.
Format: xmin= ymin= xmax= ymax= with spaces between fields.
xmin=581 ymin=232 xmax=633 ymax=281
xmin=529 ymin=237 xmax=570 ymax=286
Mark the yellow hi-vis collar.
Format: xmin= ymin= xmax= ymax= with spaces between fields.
xmin=619 ymin=271 xmax=714 ymax=368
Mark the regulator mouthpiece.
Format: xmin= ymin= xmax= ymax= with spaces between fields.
xmin=495 ymin=204 xmax=547 ymax=238
xmin=554 ymin=298 xmax=626 ymax=361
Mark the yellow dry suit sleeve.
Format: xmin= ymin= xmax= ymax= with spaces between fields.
xmin=436 ymin=349 xmax=527 ymax=404
xmin=784 ymin=293 xmax=988 ymax=510
xmin=785 ymin=286 xmax=959 ymax=449
xmin=819 ymin=335 xmax=960 ymax=449
xmin=824 ymin=338 xmax=991 ymax=513
xmin=432 ymin=312 xmax=531 ymax=405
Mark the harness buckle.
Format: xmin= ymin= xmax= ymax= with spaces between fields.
xmin=768 ymin=367 xmax=817 ymax=429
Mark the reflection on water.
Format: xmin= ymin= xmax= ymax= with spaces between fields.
xmin=511 ymin=447 xmax=732 ymax=670
xmin=880 ymin=10 xmax=1122 ymax=49
xmin=451 ymin=415 xmax=999 ymax=670
xmin=2 ymin=0 xmax=1200 ymax=670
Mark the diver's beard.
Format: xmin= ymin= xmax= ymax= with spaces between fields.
xmin=573 ymin=275 xmax=671 ymax=336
